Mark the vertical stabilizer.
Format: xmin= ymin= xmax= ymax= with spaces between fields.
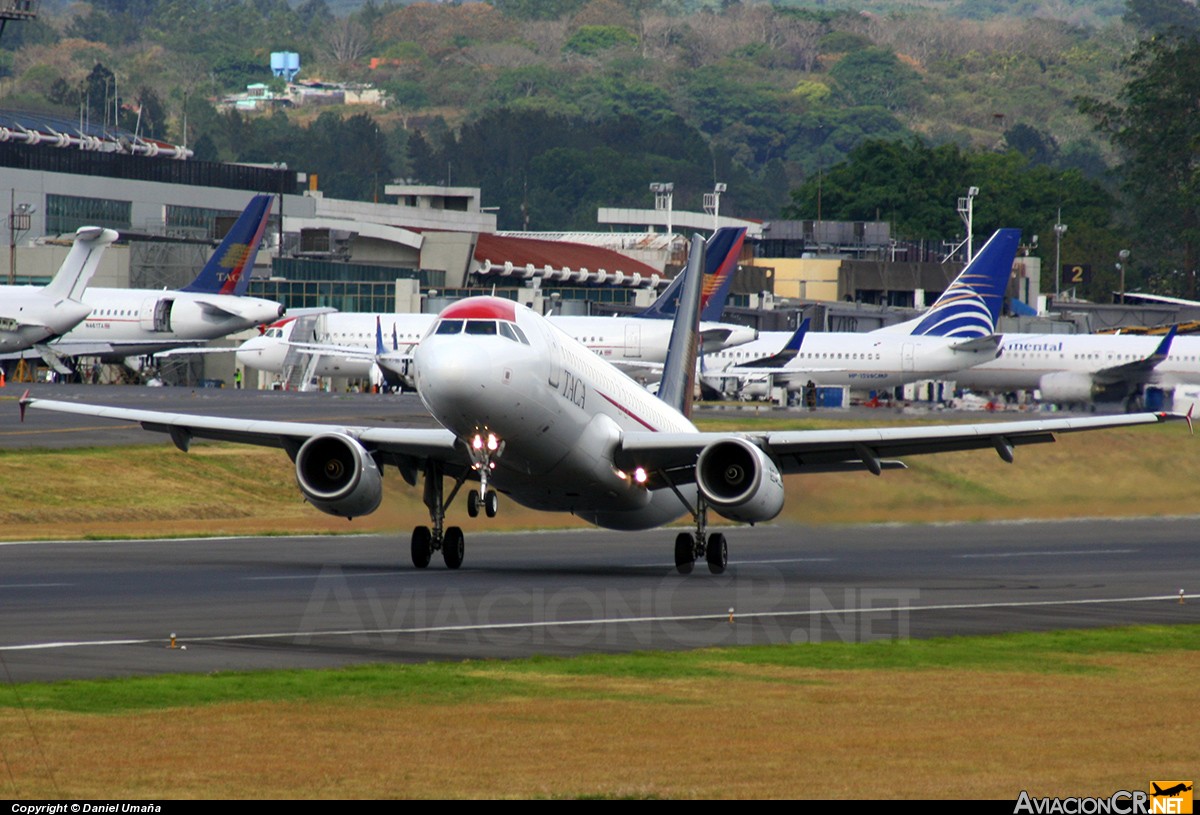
xmin=874 ymin=228 xmax=1021 ymax=338
xmin=182 ymin=194 xmax=274 ymax=295
xmin=41 ymin=226 xmax=119 ymax=302
xmin=638 ymin=226 xmax=746 ymax=321
xmin=657 ymin=233 xmax=707 ymax=417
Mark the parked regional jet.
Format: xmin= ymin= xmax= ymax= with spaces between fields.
xmin=702 ymin=228 xmax=1019 ymax=397
xmin=0 ymin=226 xmax=116 ymax=355
xmin=21 ymin=232 xmax=1184 ymax=575
xmin=236 ymin=227 xmax=755 ymax=386
xmin=41 ymin=194 xmax=283 ymax=361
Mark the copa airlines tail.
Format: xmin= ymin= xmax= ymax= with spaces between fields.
xmin=181 ymin=194 xmax=273 ymax=296
xmin=877 ymin=228 xmax=1020 ymax=338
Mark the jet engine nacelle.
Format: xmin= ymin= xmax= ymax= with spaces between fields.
xmin=295 ymin=433 xmax=383 ymax=519
xmin=1037 ymin=371 xmax=1114 ymax=404
xmin=695 ymin=438 xmax=785 ymax=523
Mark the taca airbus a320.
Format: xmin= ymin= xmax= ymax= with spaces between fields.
xmin=21 ymin=233 xmax=1186 ymax=574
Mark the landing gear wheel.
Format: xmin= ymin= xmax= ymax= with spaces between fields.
xmin=443 ymin=526 xmax=465 ymax=569
xmin=674 ymin=532 xmax=695 ymax=575
xmin=706 ymin=532 xmax=727 ymax=574
xmin=411 ymin=526 xmax=432 ymax=569
xmin=467 ymin=489 xmax=480 ymax=518
xmin=484 ymin=490 xmax=498 ymax=518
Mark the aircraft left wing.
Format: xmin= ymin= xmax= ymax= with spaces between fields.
xmin=1091 ymin=325 xmax=1176 ymax=385
xmin=614 ymin=412 xmax=1184 ymax=482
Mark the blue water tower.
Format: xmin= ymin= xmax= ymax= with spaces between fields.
xmin=270 ymin=51 xmax=300 ymax=82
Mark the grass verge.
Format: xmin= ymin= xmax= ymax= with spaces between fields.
xmin=0 ymin=626 xmax=1195 ymax=798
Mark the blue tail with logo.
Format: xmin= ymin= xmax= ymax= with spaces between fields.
xmin=181 ymin=194 xmax=274 ymax=296
xmin=881 ymin=228 xmax=1020 ymax=338
xmin=639 ymin=227 xmax=747 ymax=322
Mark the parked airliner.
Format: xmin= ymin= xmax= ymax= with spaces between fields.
xmin=44 ymin=194 xmax=283 ymax=361
xmin=21 ymin=233 xmax=1183 ymax=574
xmin=951 ymin=327 xmax=1200 ymax=408
xmin=702 ymin=229 xmax=1019 ymax=397
xmin=0 ymin=226 xmax=116 ymax=355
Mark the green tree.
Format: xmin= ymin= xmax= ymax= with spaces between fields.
xmin=1124 ymin=0 xmax=1200 ymax=33
xmin=829 ymin=48 xmax=924 ymax=111
xmin=1080 ymin=32 xmax=1200 ymax=296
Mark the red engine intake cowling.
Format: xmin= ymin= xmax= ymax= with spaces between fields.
xmin=695 ymin=437 xmax=785 ymax=524
xmin=295 ymin=433 xmax=383 ymax=519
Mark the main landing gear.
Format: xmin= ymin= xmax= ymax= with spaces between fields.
xmin=410 ymin=432 xmax=503 ymax=570
xmin=670 ymin=492 xmax=727 ymax=576
xmin=410 ymin=460 xmax=470 ymax=570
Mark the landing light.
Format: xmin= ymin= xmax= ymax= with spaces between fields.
xmin=487 ymin=433 xmax=499 ymax=451
xmin=634 ymin=467 xmax=648 ymax=484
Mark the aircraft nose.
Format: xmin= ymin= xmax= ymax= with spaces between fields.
xmin=236 ymin=336 xmax=269 ymax=367
xmin=415 ymin=336 xmax=496 ymax=410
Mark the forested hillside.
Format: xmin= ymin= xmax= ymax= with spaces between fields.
xmin=3 ymin=0 xmax=1200 ymax=297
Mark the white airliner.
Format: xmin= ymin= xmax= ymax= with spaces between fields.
xmin=41 ymin=194 xmax=284 ymax=362
xmin=951 ymin=327 xmax=1200 ymax=407
xmin=702 ymin=229 xmax=1020 ymax=397
xmin=237 ymin=227 xmax=756 ymax=387
xmin=20 ymin=234 xmax=1184 ymax=574
xmin=0 ymin=226 xmax=116 ymax=357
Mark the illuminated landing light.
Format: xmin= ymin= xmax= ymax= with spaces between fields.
xmin=487 ymin=433 xmax=499 ymax=451
xmin=614 ymin=469 xmax=627 ymax=480
xmin=634 ymin=467 xmax=648 ymax=484
xmin=472 ymin=434 xmax=483 ymax=450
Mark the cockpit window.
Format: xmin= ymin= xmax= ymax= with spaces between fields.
xmin=434 ymin=319 xmax=464 ymax=335
xmin=464 ymin=320 xmax=498 ymax=335
xmin=501 ymin=323 xmax=530 ymax=344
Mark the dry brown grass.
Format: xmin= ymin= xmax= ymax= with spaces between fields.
xmin=0 ymin=652 xmax=1194 ymax=799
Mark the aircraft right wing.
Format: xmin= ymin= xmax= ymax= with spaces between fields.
xmin=20 ymin=395 xmax=464 ymax=477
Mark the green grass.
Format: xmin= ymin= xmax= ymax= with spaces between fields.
xmin=4 ymin=624 xmax=1196 ymax=714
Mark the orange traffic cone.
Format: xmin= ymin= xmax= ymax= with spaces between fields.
xmin=0 ymin=369 xmax=6 ymax=388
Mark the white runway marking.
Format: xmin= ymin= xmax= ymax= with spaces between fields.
xmin=1 ymin=593 xmax=1193 ymax=652
xmin=956 ymin=549 xmax=1139 ymax=559
xmin=0 ymin=582 xmax=74 ymax=589
xmin=241 ymin=570 xmax=477 ymax=581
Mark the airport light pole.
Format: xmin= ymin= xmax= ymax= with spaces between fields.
xmin=703 ymin=183 xmax=726 ymax=232
xmin=650 ymin=182 xmax=674 ymax=236
xmin=1053 ymin=212 xmax=1067 ymax=297
xmin=957 ymin=186 xmax=979 ymax=262
xmin=8 ymin=192 xmax=31 ymax=285
xmin=1117 ymin=249 xmax=1130 ymax=304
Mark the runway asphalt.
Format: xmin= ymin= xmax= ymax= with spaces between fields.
xmin=0 ymin=517 xmax=1196 ymax=682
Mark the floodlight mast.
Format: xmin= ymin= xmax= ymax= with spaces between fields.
xmin=0 ymin=0 xmax=39 ymax=43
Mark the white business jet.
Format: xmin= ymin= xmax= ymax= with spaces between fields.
xmin=0 ymin=226 xmax=116 ymax=357
xmin=20 ymin=233 xmax=1184 ymax=574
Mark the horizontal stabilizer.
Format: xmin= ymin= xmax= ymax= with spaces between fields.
xmin=948 ymin=334 xmax=1002 ymax=355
